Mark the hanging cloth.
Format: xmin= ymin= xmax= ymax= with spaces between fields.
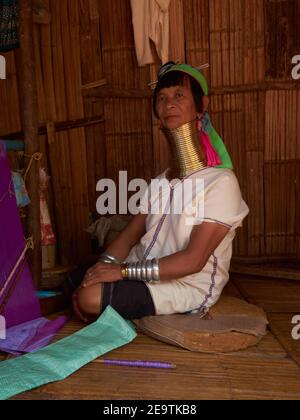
xmin=130 ymin=0 xmax=170 ymax=66
xmin=0 ymin=0 xmax=19 ymax=52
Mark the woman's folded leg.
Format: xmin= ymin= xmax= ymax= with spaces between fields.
xmin=74 ymin=281 xmax=155 ymax=322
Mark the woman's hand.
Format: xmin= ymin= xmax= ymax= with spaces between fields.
xmin=82 ymin=262 xmax=122 ymax=288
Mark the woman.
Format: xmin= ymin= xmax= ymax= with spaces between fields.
xmin=73 ymin=62 xmax=249 ymax=322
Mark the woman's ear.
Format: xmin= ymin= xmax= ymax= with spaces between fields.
xmin=202 ymin=96 xmax=209 ymax=111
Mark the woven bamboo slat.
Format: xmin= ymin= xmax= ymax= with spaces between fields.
xmin=60 ymin=0 xmax=84 ymax=118
xmin=209 ymin=0 xmax=222 ymax=88
xmin=183 ymin=0 xmax=210 ymax=84
xmin=0 ymin=51 xmax=21 ymax=136
xmin=227 ymin=94 xmax=247 ymax=256
xmin=83 ymin=98 xmax=106 ymax=213
xmin=242 ymin=90 xmax=265 ymax=256
xmin=39 ymin=0 xmax=90 ymax=265
xmin=265 ymin=0 xmax=300 ymax=82
xmin=61 ymin=130 xmax=75 ymax=263
xmin=100 ymin=0 xmax=150 ymax=90
xmin=46 ymin=127 xmax=68 ymax=265
xmin=11 ymin=51 xmax=21 ymax=132
xmin=104 ymin=98 xmax=153 ymax=183
xmin=212 ymin=92 xmax=248 ymax=257
xmin=245 ymin=151 xmax=265 ymax=256
xmin=264 ymin=162 xmax=297 ymax=256
xmin=149 ymin=59 xmax=167 ymax=176
xmin=169 ymin=0 xmax=185 ymax=63
xmin=265 ymin=90 xmax=300 ymax=162
xmin=40 ymin=2 xmax=66 ymax=266
xmin=296 ymin=162 xmax=300 ymax=255
xmin=79 ymin=0 xmax=103 ymax=86
xmin=68 ymin=127 xmax=90 ymax=262
xmin=33 ymin=24 xmax=47 ymax=124
xmin=207 ymin=0 xmax=265 ymax=88
xmin=50 ymin=0 xmax=67 ymax=121
xmin=39 ymin=0 xmax=57 ymax=121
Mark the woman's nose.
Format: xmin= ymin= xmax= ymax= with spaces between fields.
xmin=166 ymin=97 xmax=176 ymax=108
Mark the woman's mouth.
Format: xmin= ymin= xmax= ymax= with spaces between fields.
xmin=165 ymin=115 xmax=179 ymax=121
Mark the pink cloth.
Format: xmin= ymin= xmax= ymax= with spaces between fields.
xmin=200 ymin=129 xmax=222 ymax=167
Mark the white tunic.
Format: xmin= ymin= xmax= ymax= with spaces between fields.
xmin=126 ymin=167 xmax=249 ymax=315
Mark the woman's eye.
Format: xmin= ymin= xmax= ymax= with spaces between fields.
xmin=176 ymin=92 xmax=184 ymax=98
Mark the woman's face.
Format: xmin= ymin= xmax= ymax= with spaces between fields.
xmin=155 ymin=80 xmax=198 ymax=130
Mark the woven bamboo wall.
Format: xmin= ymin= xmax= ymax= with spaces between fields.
xmin=182 ymin=0 xmax=300 ymax=260
xmin=0 ymin=0 xmax=299 ymax=265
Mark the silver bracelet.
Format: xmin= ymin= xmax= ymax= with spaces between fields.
xmin=152 ymin=259 xmax=160 ymax=281
xmin=146 ymin=259 xmax=152 ymax=281
xmin=122 ymin=259 xmax=160 ymax=282
xmin=141 ymin=263 xmax=147 ymax=282
xmin=99 ymin=253 xmax=120 ymax=265
xmin=136 ymin=262 xmax=142 ymax=279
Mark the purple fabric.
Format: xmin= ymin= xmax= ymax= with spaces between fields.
xmin=0 ymin=141 xmax=67 ymax=355
xmin=0 ymin=316 xmax=67 ymax=356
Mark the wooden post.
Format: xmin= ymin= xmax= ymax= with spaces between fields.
xmin=19 ymin=0 xmax=42 ymax=289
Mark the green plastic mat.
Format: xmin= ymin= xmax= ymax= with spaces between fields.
xmin=0 ymin=306 xmax=137 ymax=400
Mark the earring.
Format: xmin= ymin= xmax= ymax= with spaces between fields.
xmin=196 ymin=114 xmax=203 ymax=131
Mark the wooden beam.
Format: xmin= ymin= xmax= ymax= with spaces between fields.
xmin=81 ymin=78 xmax=107 ymax=91
xmin=210 ymin=81 xmax=300 ymax=95
xmin=1 ymin=115 xmax=105 ymax=140
xmin=82 ymin=86 xmax=152 ymax=99
xmin=19 ymin=0 xmax=41 ymax=289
